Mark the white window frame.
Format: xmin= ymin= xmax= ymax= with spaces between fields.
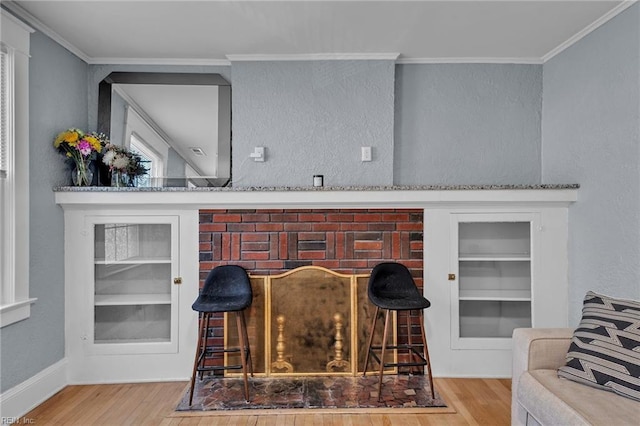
xmin=123 ymin=104 xmax=168 ymax=178
xmin=0 ymin=10 xmax=36 ymax=328
xmin=130 ymin=132 xmax=161 ymax=186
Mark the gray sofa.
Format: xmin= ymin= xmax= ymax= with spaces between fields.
xmin=512 ymin=328 xmax=639 ymax=425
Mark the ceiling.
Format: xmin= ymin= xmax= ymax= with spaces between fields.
xmin=7 ymin=0 xmax=633 ymax=64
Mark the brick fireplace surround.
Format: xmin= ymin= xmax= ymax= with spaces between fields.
xmin=198 ymin=208 xmax=424 ymax=373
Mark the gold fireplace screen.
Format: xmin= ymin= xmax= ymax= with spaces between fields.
xmin=224 ymin=266 xmax=397 ymax=377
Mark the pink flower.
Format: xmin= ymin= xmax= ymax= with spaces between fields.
xmin=77 ymin=139 xmax=92 ymax=156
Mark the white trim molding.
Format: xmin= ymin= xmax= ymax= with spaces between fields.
xmin=0 ymin=298 xmax=37 ymax=328
xmin=226 ymin=53 xmax=401 ymax=62
xmin=1 ymin=1 xmax=89 ymax=63
xmin=90 ymin=57 xmax=231 ymax=66
xmin=396 ymin=57 xmax=544 ymax=65
xmin=1 ymin=8 xmax=35 ymax=328
xmin=0 ymin=359 xmax=68 ymax=419
xmin=542 ymin=0 xmax=638 ymax=62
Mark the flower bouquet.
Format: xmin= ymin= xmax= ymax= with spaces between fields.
xmin=53 ymin=128 xmax=106 ymax=186
xmin=102 ymin=143 xmax=148 ymax=187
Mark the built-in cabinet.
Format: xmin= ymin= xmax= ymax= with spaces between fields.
xmin=63 ymin=209 xmax=199 ymax=383
xmin=424 ymin=207 xmax=569 ymax=377
xmin=56 ymin=188 xmax=575 ymax=382
xmin=453 ymin=214 xmax=534 ymax=349
xmin=91 ymin=218 xmax=178 ymax=354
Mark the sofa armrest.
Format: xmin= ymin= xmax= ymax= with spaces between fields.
xmin=513 ymin=327 xmax=574 ymax=373
xmin=511 ymin=328 xmax=574 ymax=426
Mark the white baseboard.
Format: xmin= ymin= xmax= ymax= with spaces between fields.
xmin=0 ymin=358 xmax=68 ymax=418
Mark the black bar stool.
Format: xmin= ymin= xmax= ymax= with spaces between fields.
xmin=362 ymin=262 xmax=434 ymax=401
xmin=188 ymin=265 xmax=254 ymax=405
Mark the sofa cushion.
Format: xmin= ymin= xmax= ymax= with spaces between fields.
xmin=518 ymin=369 xmax=639 ymax=425
xmin=558 ymin=291 xmax=640 ymax=401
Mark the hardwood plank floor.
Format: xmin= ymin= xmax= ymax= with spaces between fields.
xmin=25 ymin=378 xmax=511 ymax=425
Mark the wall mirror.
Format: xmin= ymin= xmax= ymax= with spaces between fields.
xmin=98 ymin=72 xmax=231 ymax=187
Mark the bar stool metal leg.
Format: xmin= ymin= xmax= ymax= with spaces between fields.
xmin=239 ymin=310 xmax=254 ymax=377
xmin=235 ymin=311 xmax=250 ymax=401
xmin=188 ymin=312 xmax=208 ymax=406
xmin=406 ymin=311 xmax=415 ymax=375
xmin=419 ymin=310 xmax=434 ymax=397
xmin=362 ymin=306 xmax=380 ymax=376
xmin=376 ymin=309 xmax=392 ymax=401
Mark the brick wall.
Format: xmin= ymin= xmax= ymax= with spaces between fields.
xmin=198 ymin=208 xmax=424 ymax=373
xmin=199 ymin=208 xmax=423 ymax=278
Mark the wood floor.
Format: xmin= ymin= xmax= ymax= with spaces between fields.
xmin=25 ymin=378 xmax=511 ymax=425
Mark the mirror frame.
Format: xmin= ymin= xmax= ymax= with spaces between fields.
xmin=97 ymin=72 xmax=231 ymax=186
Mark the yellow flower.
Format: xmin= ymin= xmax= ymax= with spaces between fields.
xmin=84 ymin=135 xmax=102 ymax=152
xmin=53 ymin=132 xmax=66 ymax=148
xmin=53 ymin=129 xmax=80 ymax=148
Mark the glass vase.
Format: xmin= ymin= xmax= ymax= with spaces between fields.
xmin=111 ymin=170 xmax=128 ymax=187
xmin=72 ymin=160 xmax=93 ymax=186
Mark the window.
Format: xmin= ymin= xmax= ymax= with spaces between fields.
xmin=0 ymin=11 xmax=35 ymax=328
xmin=129 ymin=133 xmax=157 ymax=188
xmin=123 ymin=105 xmax=167 ymax=183
xmin=1 ymin=44 xmax=8 ymax=305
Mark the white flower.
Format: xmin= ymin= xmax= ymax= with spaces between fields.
xmin=112 ymin=154 xmax=130 ymax=170
xmin=102 ymin=150 xmax=115 ymax=166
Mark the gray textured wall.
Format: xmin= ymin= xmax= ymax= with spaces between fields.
xmin=394 ymin=64 xmax=542 ymax=185
xmin=542 ymin=3 xmax=640 ymax=324
xmin=231 ymin=60 xmax=396 ymax=187
xmin=0 ymin=31 xmax=87 ymax=392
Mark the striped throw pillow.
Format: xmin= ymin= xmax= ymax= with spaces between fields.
xmin=558 ymin=291 xmax=640 ymax=401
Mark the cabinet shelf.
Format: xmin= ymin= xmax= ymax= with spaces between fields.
xmin=459 ymin=289 xmax=531 ymax=301
xmin=94 ymin=293 xmax=171 ymax=306
xmin=94 ymin=337 xmax=171 ymax=345
xmin=459 ymin=253 xmax=530 ymax=261
xmin=94 ymin=257 xmax=171 ymax=265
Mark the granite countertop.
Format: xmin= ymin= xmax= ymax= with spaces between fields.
xmin=53 ymin=184 xmax=579 ymax=192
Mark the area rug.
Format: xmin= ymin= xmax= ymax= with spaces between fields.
xmin=176 ymin=375 xmax=447 ymax=412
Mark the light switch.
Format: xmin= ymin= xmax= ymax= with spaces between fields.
xmin=249 ymin=146 xmax=265 ymax=162
xmin=361 ymin=146 xmax=372 ymax=162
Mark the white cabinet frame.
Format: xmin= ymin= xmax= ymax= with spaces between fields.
xmin=86 ymin=215 xmax=180 ymax=355
xmin=63 ymin=208 xmax=199 ymax=384
xmin=424 ymin=206 xmax=569 ymax=377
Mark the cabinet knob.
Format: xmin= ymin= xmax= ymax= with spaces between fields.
xmin=173 ymin=277 xmax=183 ymax=285
xmin=448 ymin=273 xmax=456 ymax=281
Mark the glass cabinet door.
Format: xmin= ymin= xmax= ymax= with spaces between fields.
xmin=450 ymin=213 xmax=535 ymax=349
xmin=90 ymin=216 xmax=179 ymax=354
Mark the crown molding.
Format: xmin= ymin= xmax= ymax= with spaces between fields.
xmin=226 ymin=53 xmax=401 ymax=62
xmin=0 ymin=8 xmax=34 ymax=34
xmin=542 ymin=0 xmax=637 ymax=63
xmin=1 ymin=1 xmax=91 ymax=63
xmin=396 ymin=57 xmax=543 ymax=65
xmin=88 ymin=57 xmax=231 ymax=66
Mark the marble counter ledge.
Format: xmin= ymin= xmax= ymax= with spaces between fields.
xmin=53 ymin=184 xmax=579 ymax=192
